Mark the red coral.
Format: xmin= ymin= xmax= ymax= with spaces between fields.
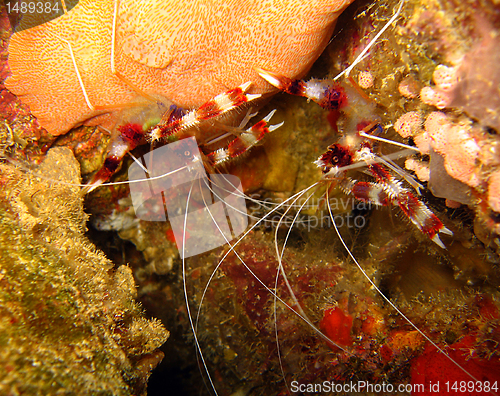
xmin=320 ymin=307 xmax=353 ymax=351
xmin=411 ymin=336 xmax=500 ymax=396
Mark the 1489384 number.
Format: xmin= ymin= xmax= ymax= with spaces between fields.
xmin=6 ymin=1 xmax=59 ymax=14
xmin=445 ymin=381 xmax=498 ymax=393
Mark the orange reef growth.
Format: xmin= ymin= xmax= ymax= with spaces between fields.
xmin=5 ymin=0 xmax=354 ymax=136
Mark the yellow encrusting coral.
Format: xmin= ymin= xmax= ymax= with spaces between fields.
xmin=0 ymin=147 xmax=168 ymax=395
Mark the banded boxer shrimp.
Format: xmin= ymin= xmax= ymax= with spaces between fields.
xmin=3 ymin=1 xmax=500 ymax=395
xmin=158 ymin=2 xmax=500 ymax=394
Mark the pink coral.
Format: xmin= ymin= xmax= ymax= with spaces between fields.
xmin=420 ymin=86 xmax=454 ymax=109
xmin=420 ymin=64 xmax=459 ymax=109
xmin=417 ymin=20 xmax=500 ymax=227
xmin=488 ymin=172 xmax=500 ymax=213
xmin=358 ymin=71 xmax=374 ymax=89
xmin=407 ymin=110 xmax=484 ymax=207
xmin=398 ymin=76 xmax=420 ymax=99
xmin=433 ymin=65 xmax=459 ymax=92
xmin=414 ymin=132 xmax=431 ymax=155
xmin=405 ymin=158 xmax=430 ymax=182
xmin=444 ymin=148 xmax=479 ymax=187
xmin=425 ymin=112 xmax=481 ymax=188
xmin=425 ymin=111 xmax=452 ymax=153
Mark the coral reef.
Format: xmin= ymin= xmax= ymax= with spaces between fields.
xmin=165 ymin=0 xmax=500 ymax=393
xmin=0 ymin=147 xmax=168 ymax=395
xmin=1 ymin=0 xmax=500 ymax=394
xmin=179 ymin=229 xmax=500 ymax=395
xmin=353 ymin=0 xmax=500 ymax=235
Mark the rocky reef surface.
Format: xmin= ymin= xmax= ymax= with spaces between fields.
xmin=0 ymin=147 xmax=168 ymax=395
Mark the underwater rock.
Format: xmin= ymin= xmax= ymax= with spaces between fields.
xmin=0 ymin=147 xmax=168 ymax=395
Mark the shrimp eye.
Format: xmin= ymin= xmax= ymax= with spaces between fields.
xmin=184 ymin=150 xmax=191 ymax=157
